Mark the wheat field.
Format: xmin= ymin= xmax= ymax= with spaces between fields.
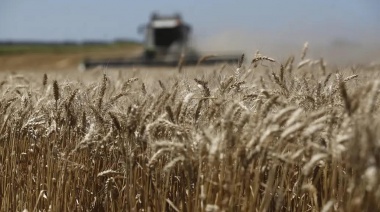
xmin=1 ymin=47 xmax=380 ymax=212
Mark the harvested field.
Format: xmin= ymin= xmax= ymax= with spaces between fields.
xmin=1 ymin=48 xmax=380 ymax=211
xmin=0 ymin=43 xmax=142 ymax=71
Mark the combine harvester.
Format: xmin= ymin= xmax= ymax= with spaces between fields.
xmin=80 ymin=13 xmax=241 ymax=70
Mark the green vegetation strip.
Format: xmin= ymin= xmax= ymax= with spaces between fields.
xmin=0 ymin=41 xmax=140 ymax=55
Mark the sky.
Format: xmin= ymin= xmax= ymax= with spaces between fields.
xmin=1 ymin=0 xmax=380 ymax=62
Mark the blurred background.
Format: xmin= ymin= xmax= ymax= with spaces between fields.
xmin=1 ymin=0 xmax=379 ymax=70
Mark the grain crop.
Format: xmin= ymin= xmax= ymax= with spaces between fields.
xmin=1 ymin=46 xmax=380 ymax=212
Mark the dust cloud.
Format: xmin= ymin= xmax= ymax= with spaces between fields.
xmin=193 ymin=29 xmax=380 ymax=66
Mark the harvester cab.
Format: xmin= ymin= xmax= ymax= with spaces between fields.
xmin=138 ymin=13 xmax=194 ymax=61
